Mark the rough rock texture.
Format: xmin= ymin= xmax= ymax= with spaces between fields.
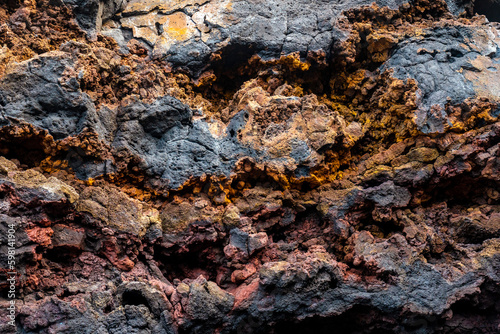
xmin=0 ymin=0 xmax=500 ymax=333
xmin=103 ymin=0 xmax=411 ymax=69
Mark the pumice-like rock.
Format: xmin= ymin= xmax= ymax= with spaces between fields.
xmin=0 ymin=0 xmax=500 ymax=333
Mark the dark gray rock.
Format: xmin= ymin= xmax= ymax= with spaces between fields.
xmin=445 ymin=0 xmax=474 ymax=16
xmin=184 ymin=276 xmax=234 ymax=333
xmin=90 ymin=0 xmax=412 ymax=71
xmin=393 ymin=162 xmax=435 ymax=186
xmin=383 ymin=25 xmax=500 ymax=133
xmin=0 ymin=52 xmax=98 ymax=140
xmin=228 ymin=228 xmax=268 ymax=256
xmin=229 ymin=228 xmax=249 ymax=253
xmin=174 ymin=0 xmax=407 ymax=70
xmin=63 ymin=0 xmax=129 ymax=35
xmin=112 ymin=99 xmax=256 ymax=188
xmin=227 ymin=243 xmax=487 ymax=334
xmin=365 ymin=181 xmax=411 ymax=207
xmin=51 ymin=224 xmax=86 ymax=249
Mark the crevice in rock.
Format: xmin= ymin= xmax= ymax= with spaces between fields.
xmin=445 ymin=279 xmax=500 ymax=332
xmin=154 ymin=239 xmax=225 ymax=282
xmin=423 ymin=176 xmax=500 ymax=207
xmin=122 ymin=289 xmax=151 ymax=308
xmin=0 ymin=127 xmax=54 ymax=168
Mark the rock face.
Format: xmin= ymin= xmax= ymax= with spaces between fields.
xmin=100 ymin=0 xmax=411 ymax=69
xmin=384 ymin=24 xmax=500 ymax=133
xmin=0 ymin=0 xmax=500 ymax=333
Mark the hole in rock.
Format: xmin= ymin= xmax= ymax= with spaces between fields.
xmin=4 ymin=0 xmax=21 ymax=11
xmin=193 ymin=43 xmax=332 ymax=115
xmin=422 ymin=177 xmax=500 ymax=207
xmin=45 ymin=247 xmax=82 ymax=264
xmin=474 ymin=0 xmax=500 ymax=22
xmin=154 ymin=240 xmax=222 ymax=282
xmin=155 ymin=22 xmax=163 ymax=35
xmin=102 ymin=303 xmax=113 ymax=314
xmin=122 ymin=290 xmax=150 ymax=308
xmin=0 ymin=133 xmax=48 ymax=168
xmin=447 ymin=280 xmax=500 ymax=329
xmin=196 ymin=43 xmax=257 ymax=104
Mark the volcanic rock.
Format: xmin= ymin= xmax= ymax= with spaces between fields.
xmin=0 ymin=0 xmax=499 ymax=333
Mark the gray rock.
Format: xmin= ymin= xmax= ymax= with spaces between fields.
xmin=383 ymin=25 xmax=500 ymax=133
xmin=393 ymin=162 xmax=435 ymax=186
xmin=63 ymin=0 xmax=129 ymax=35
xmin=229 ymin=228 xmax=268 ymax=256
xmin=445 ymin=0 xmax=474 ymax=16
xmin=112 ymin=100 xmax=255 ymax=188
xmin=0 ymin=52 xmax=98 ymax=140
xmin=365 ymin=181 xmax=411 ymax=207
xmin=184 ymin=276 xmax=234 ymax=332
xmin=72 ymin=0 xmax=412 ymax=71
xmin=51 ymin=224 xmax=86 ymax=249
xmin=229 ymin=228 xmax=249 ymax=253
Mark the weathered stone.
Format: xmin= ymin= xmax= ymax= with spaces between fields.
xmin=76 ymin=186 xmax=160 ymax=236
xmin=248 ymin=232 xmax=268 ymax=255
xmin=5 ymin=169 xmax=79 ymax=203
xmin=1 ymin=1 xmax=500 ymax=333
xmin=0 ymin=157 xmax=17 ymax=175
xmin=384 ymin=25 xmax=500 ymax=133
xmin=406 ymin=147 xmax=440 ymax=162
xmin=51 ymin=224 xmax=85 ymax=250
xmin=394 ymin=161 xmax=434 ymax=186
xmin=365 ymin=181 xmax=411 ymax=207
xmin=185 ymin=276 xmax=234 ymax=323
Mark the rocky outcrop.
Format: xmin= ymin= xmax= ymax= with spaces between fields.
xmin=384 ymin=24 xmax=500 ymax=133
xmin=88 ymin=0 xmax=412 ymax=69
xmin=0 ymin=0 xmax=500 ymax=333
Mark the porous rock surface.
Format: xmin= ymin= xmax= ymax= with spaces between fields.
xmin=0 ymin=0 xmax=499 ymax=333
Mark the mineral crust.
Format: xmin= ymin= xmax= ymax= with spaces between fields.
xmin=0 ymin=0 xmax=499 ymax=333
